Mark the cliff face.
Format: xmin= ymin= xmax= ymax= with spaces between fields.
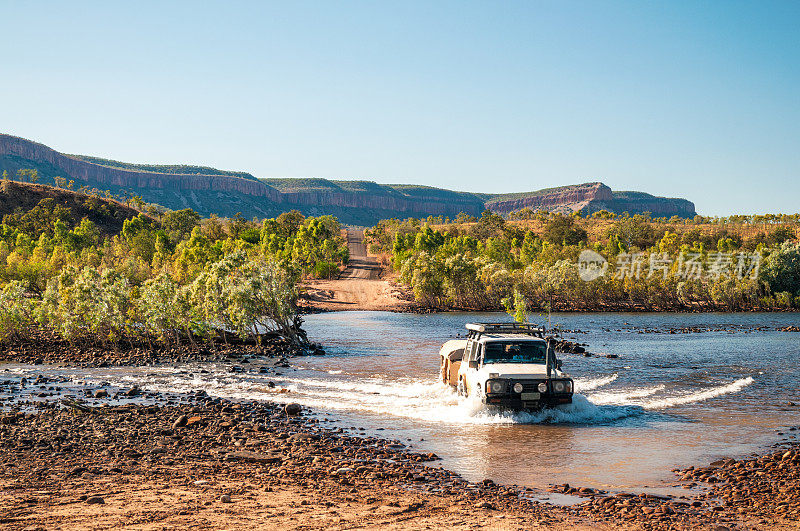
xmin=0 ymin=134 xmax=697 ymax=223
xmin=485 ymin=183 xmax=697 ymax=218
xmin=0 ymin=134 xmax=279 ymax=200
xmin=279 ymin=191 xmax=484 ymax=217
xmin=485 ymin=182 xmax=613 ymax=214
xmin=605 ymin=192 xmax=696 ymax=217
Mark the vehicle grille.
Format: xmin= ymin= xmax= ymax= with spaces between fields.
xmin=512 ymin=379 xmax=546 ymax=393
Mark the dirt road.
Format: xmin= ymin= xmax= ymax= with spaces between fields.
xmin=340 ymin=229 xmax=382 ymax=280
xmin=300 ymin=229 xmax=414 ymax=311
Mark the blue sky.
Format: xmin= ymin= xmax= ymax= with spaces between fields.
xmin=2 ymin=1 xmax=798 ymax=215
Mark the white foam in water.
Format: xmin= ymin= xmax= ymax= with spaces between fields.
xmin=75 ymin=366 xmax=754 ymax=427
xmin=638 ymin=377 xmax=754 ymax=410
xmin=574 ymin=373 xmax=618 ymax=392
xmin=465 ymin=393 xmax=643 ymax=424
xmin=588 ymin=385 xmax=666 ymax=405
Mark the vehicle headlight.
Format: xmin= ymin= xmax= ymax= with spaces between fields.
xmin=513 ymin=382 xmax=524 ymax=394
xmin=554 ymin=381 xmax=566 ymax=393
xmin=566 ymin=380 xmax=573 ymax=393
xmin=537 ymin=382 xmax=548 ymax=393
xmin=486 ymin=380 xmax=505 ymax=394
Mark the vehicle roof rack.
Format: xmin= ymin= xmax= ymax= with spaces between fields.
xmin=465 ymin=322 xmax=546 ymax=339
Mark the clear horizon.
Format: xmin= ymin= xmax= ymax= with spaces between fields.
xmin=2 ymin=1 xmax=798 ymax=216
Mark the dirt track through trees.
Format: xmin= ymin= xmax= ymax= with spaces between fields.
xmin=339 ymin=229 xmax=382 ymax=280
xmin=300 ymin=229 xmax=413 ymax=311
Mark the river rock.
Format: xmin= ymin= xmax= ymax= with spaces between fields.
xmin=288 ymin=433 xmax=316 ymax=442
xmin=227 ymin=451 xmax=282 ymax=464
xmin=185 ymin=416 xmax=205 ymax=428
xmin=284 ymin=403 xmax=302 ymax=416
xmin=172 ymin=415 xmax=188 ymax=429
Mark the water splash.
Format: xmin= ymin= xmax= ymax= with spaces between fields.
xmin=574 ymin=373 xmax=618 ymax=392
xmin=468 ymin=394 xmax=644 ymax=425
xmin=638 ymin=377 xmax=754 ymax=410
xmin=588 ymin=385 xmax=666 ymax=405
xmin=62 ymin=365 xmax=755 ymax=427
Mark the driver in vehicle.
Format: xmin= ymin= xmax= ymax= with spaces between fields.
xmin=483 ymin=342 xmax=546 ymax=364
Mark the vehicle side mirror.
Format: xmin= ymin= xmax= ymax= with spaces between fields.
xmin=468 ymin=360 xmax=478 ymax=369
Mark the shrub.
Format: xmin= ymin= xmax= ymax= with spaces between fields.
xmin=312 ymin=261 xmax=339 ymax=279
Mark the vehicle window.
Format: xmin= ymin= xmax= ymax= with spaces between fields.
xmin=483 ymin=342 xmax=546 ymax=364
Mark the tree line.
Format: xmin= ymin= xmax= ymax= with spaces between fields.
xmin=0 ymin=192 xmax=349 ymax=347
xmin=366 ymin=210 xmax=800 ymax=311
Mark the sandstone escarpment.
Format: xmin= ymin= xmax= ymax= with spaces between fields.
xmin=0 ymin=134 xmax=697 ymax=223
xmin=485 ymin=183 xmax=696 ymax=218
xmin=0 ymin=134 xmax=279 ymax=200
xmin=485 ymin=182 xmax=613 ymax=214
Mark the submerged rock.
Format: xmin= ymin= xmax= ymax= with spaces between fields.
xmin=284 ymin=403 xmax=302 ymax=416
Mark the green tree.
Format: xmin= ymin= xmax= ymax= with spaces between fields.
xmin=502 ymin=288 xmax=528 ymax=323
xmin=760 ymin=243 xmax=800 ymax=296
xmin=37 ymin=266 xmax=131 ymax=344
xmin=162 ymin=209 xmax=201 ymax=244
xmin=543 ymin=215 xmax=587 ymax=246
xmin=190 ymin=251 xmax=302 ymax=344
xmin=0 ymin=280 xmax=35 ymax=339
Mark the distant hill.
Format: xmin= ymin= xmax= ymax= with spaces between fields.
xmin=0 ymin=180 xmax=147 ymax=236
xmin=0 ymin=134 xmax=697 ymax=224
xmin=484 ymin=182 xmax=696 ymax=218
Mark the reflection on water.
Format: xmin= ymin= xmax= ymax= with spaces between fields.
xmin=6 ymin=310 xmax=800 ymax=491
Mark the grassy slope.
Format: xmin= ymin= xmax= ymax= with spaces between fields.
xmin=68 ymin=154 xmax=259 ymax=181
xmin=0 ymin=180 xmax=148 ymax=235
xmin=262 ymin=178 xmax=481 ymax=201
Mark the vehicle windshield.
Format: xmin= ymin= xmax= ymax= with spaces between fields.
xmin=482 ymin=341 xmax=546 ymax=364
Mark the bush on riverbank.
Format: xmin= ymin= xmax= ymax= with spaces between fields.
xmin=0 ymin=251 xmax=303 ymax=349
xmin=0 ymin=193 xmax=347 ymax=347
xmin=367 ymin=211 xmax=800 ymax=311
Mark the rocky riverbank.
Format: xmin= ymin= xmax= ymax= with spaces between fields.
xmin=0 ymin=384 xmax=589 ymax=530
xmin=2 ymin=372 xmax=799 ymax=529
xmin=0 ymin=329 xmax=325 ymax=367
xmin=555 ymin=440 xmax=800 ymax=529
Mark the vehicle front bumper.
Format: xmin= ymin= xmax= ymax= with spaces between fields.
xmin=483 ymin=394 xmax=572 ymax=410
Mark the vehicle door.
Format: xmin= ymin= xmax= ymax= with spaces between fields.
xmin=462 ymin=340 xmax=481 ymax=391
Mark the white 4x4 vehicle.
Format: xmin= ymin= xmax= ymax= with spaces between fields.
xmin=439 ymin=323 xmax=573 ymax=410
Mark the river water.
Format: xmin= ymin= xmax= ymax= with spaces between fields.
xmin=5 ymin=311 xmax=800 ymax=494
